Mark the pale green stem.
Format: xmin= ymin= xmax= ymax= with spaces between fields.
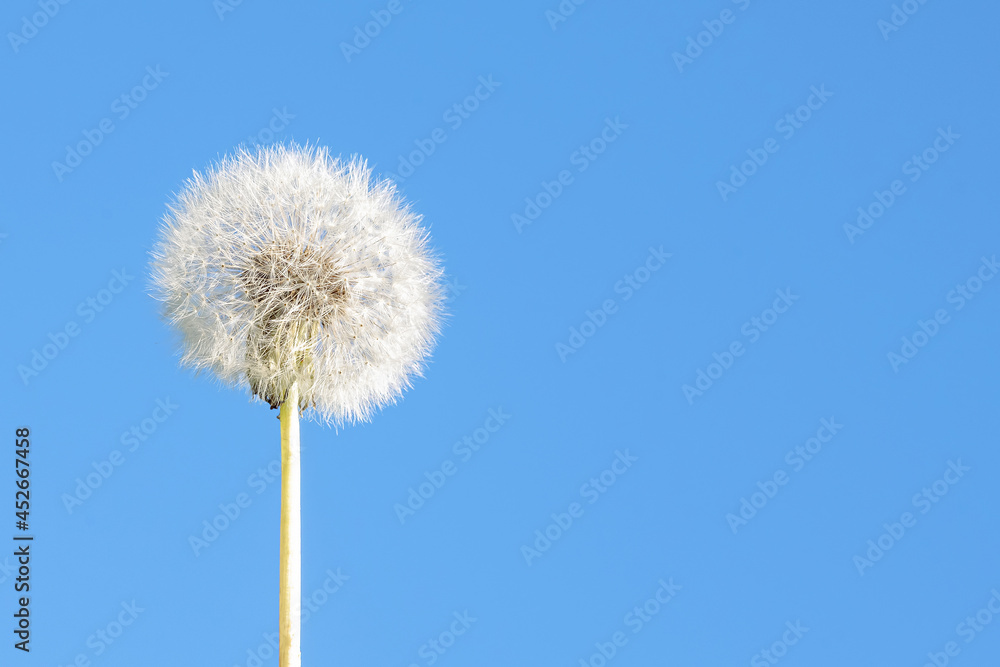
xmin=279 ymin=382 xmax=301 ymax=667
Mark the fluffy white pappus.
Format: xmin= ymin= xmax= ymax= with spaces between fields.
xmin=150 ymin=143 xmax=445 ymax=425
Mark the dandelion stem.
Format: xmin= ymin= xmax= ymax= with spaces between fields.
xmin=279 ymin=382 xmax=301 ymax=667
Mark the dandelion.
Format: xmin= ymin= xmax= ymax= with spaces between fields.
xmin=150 ymin=144 xmax=445 ymax=666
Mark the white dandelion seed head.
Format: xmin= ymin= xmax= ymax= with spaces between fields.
xmin=150 ymin=143 xmax=445 ymax=425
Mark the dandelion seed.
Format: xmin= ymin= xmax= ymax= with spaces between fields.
xmin=150 ymin=143 xmax=444 ymax=424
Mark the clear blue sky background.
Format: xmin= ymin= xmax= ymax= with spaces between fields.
xmin=3 ymin=0 xmax=999 ymax=665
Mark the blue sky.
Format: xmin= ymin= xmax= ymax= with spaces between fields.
xmin=3 ymin=0 xmax=1000 ymax=665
